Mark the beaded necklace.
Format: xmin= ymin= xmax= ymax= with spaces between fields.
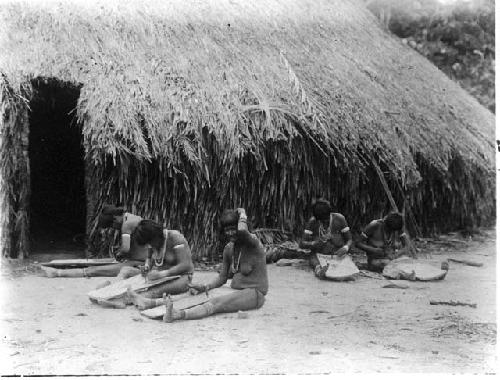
xmin=319 ymin=223 xmax=328 ymax=239
xmin=153 ymin=230 xmax=167 ymax=267
xmin=231 ymin=246 xmax=242 ymax=274
xmin=382 ymin=223 xmax=394 ymax=248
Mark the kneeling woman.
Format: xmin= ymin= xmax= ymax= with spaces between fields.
xmin=126 ymin=220 xmax=194 ymax=309
xmin=164 ymin=208 xmax=268 ymax=322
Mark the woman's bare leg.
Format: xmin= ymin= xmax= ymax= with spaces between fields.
xmin=41 ymin=262 xmax=142 ymax=278
xmin=41 ymin=266 xmax=84 ymax=278
xmin=117 ymin=266 xmax=141 ymax=280
xmin=140 ymin=275 xmax=190 ymax=298
xmin=164 ymin=288 xmax=265 ymax=322
xmin=127 ymin=275 xmax=191 ymax=310
xmin=309 ymin=254 xmax=328 ymax=279
xmin=127 ymin=286 xmax=157 ymax=310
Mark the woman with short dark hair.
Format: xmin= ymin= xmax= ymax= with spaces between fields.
xmin=356 ymin=211 xmax=410 ymax=272
xmin=126 ymin=220 xmax=194 ymax=310
xmin=40 ymin=204 xmax=146 ymax=278
xmin=299 ymin=198 xmax=354 ymax=279
xmin=162 ymin=208 xmax=268 ymax=322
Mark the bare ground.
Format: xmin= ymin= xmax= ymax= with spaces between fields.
xmin=0 ymin=231 xmax=496 ymax=375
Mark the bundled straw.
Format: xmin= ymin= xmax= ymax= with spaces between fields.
xmin=0 ymin=0 xmax=494 ymax=258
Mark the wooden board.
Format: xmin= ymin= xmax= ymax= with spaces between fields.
xmin=316 ymin=254 xmax=359 ymax=281
xmin=276 ymin=258 xmax=308 ymax=267
xmin=382 ymin=257 xmax=447 ymax=281
xmin=88 ymin=274 xmax=180 ymax=303
xmin=40 ymin=258 xmax=119 ymax=268
xmin=141 ymin=285 xmax=237 ymax=319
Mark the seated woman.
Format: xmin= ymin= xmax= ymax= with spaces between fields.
xmin=162 ymin=208 xmax=268 ymax=322
xmin=41 ymin=205 xmax=148 ymax=278
xmin=299 ymin=199 xmax=353 ymax=279
xmin=126 ymin=220 xmax=194 ymax=309
xmin=356 ymin=211 xmax=410 ymax=272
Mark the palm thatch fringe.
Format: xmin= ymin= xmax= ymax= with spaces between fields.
xmin=0 ymin=80 xmax=30 ymax=258
xmin=0 ymin=0 xmax=495 ymax=258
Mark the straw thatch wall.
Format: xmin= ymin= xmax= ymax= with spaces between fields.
xmin=0 ymin=85 xmax=31 ymax=258
xmin=0 ymin=0 xmax=495 ymax=259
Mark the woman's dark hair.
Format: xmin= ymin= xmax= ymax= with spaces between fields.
xmin=97 ymin=204 xmax=125 ymax=228
xmin=312 ymin=198 xmax=331 ymax=221
xmin=133 ymin=219 xmax=165 ymax=250
xmin=220 ymin=209 xmax=239 ymax=228
xmin=384 ymin=212 xmax=404 ymax=231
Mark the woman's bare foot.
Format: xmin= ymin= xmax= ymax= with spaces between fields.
xmin=441 ymin=261 xmax=450 ymax=271
xmin=163 ymin=295 xmax=183 ymax=323
xmin=40 ymin=266 xmax=59 ymax=278
xmin=163 ymin=295 xmax=173 ymax=323
xmin=126 ymin=286 xmax=154 ymax=310
xmin=95 ymin=280 xmax=111 ymax=290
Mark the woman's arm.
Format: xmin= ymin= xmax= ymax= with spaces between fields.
xmin=399 ymin=231 xmax=410 ymax=247
xmin=343 ymin=230 xmax=353 ymax=250
xmin=234 ymin=208 xmax=260 ymax=247
xmin=338 ymin=215 xmax=353 ymax=251
xmin=392 ymin=231 xmax=411 ymax=258
xmin=120 ymin=217 xmax=136 ymax=255
xmin=299 ymin=218 xmax=323 ymax=250
xmin=335 ymin=229 xmax=353 ymax=256
xmin=155 ymin=241 xmax=194 ymax=278
xmin=204 ymin=245 xmax=232 ymax=290
xmin=356 ymin=240 xmax=384 ymax=257
xmin=299 ymin=239 xmax=325 ymax=251
xmin=189 ymin=244 xmax=232 ymax=293
xmin=334 ymin=213 xmax=353 ymax=256
xmin=356 ymin=220 xmax=385 ymax=256
xmin=120 ymin=234 xmax=131 ymax=254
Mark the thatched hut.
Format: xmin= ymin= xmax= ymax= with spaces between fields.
xmin=0 ymin=0 xmax=494 ymax=259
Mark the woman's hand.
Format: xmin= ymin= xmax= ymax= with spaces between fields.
xmin=384 ymin=247 xmax=396 ymax=259
xmin=371 ymin=247 xmax=385 ymax=257
xmin=144 ymin=259 xmax=151 ymax=272
xmin=334 ymin=245 xmax=349 ymax=258
xmin=146 ymin=270 xmax=162 ymax=281
xmin=188 ymin=283 xmax=207 ymax=295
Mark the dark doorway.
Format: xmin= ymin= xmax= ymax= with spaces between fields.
xmin=28 ymin=79 xmax=86 ymax=253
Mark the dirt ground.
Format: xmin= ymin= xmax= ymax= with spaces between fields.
xmin=0 ymin=231 xmax=497 ymax=375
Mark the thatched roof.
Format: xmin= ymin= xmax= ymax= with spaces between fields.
xmin=0 ymin=0 xmax=495 ymax=257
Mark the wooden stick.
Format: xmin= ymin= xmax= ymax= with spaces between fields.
xmin=429 ymin=300 xmax=477 ymax=308
xmin=369 ymin=154 xmax=398 ymax=211
xmin=433 ymin=239 xmax=468 ymax=245
xmin=448 ymin=258 xmax=483 ymax=267
xmin=369 ymin=155 xmax=417 ymax=258
xmin=162 ymin=293 xmax=168 ymax=323
xmin=396 ymin=180 xmax=422 ymax=237
xmin=358 ymin=271 xmax=385 ymax=280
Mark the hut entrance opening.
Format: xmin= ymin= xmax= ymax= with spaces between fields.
xmin=28 ymin=79 xmax=86 ymax=253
